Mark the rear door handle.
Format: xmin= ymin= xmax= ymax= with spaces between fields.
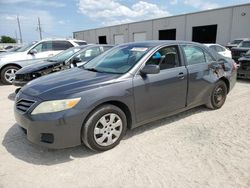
xmin=178 ymin=72 xmax=185 ymax=79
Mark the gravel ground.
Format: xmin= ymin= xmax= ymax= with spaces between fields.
xmin=0 ymin=81 xmax=250 ymax=188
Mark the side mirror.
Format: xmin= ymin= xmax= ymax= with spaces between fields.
xmin=140 ymin=64 xmax=160 ymax=75
xmin=29 ymin=49 xmax=37 ymax=55
xmin=70 ymin=56 xmax=82 ymax=67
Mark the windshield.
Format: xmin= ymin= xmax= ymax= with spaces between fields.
xmin=47 ymin=47 xmax=81 ymax=62
xmin=16 ymin=43 xmax=36 ymax=52
xmin=83 ymin=45 xmax=151 ymax=74
xmin=240 ymin=41 xmax=250 ymax=48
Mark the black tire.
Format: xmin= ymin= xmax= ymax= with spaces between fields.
xmin=0 ymin=65 xmax=20 ymax=85
xmin=82 ymin=104 xmax=127 ymax=151
xmin=206 ymin=80 xmax=227 ymax=110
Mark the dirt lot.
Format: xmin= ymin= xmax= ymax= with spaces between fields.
xmin=0 ymin=81 xmax=250 ymax=188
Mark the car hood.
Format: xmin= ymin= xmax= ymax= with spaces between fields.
xmin=16 ymin=60 xmax=62 ymax=74
xmin=21 ymin=68 xmax=122 ymax=99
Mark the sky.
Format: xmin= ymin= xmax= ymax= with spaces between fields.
xmin=0 ymin=0 xmax=249 ymax=43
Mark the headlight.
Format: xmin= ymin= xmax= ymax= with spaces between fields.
xmin=31 ymin=98 xmax=81 ymax=115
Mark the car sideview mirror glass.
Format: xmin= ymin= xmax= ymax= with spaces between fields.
xmin=140 ymin=64 xmax=160 ymax=75
xmin=29 ymin=49 xmax=37 ymax=55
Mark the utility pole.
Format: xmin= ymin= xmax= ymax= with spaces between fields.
xmin=38 ymin=17 xmax=42 ymax=40
xmin=17 ymin=16 xmax=22 ymax=43
xmin=14 ymin=30 xmax=18 ymax=43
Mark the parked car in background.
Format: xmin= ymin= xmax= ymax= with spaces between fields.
xmin=237 ymin=50 xmax=250 ymax=79
xmin=0 ymin=49 xmax=7 ymax=53
xmin=7 ymin=46 xmax=22 ymax=52
xmin=204 ymin=44 xmax=232 ymax=58
xmin=231 ymin=39 xmax=250 ymax=63
xmin=13 ymin=44 xmax=114 ymax=87
xmin=14 ymin=41 xmax=236 ymax=151
xmin=0 ymin=39 xmax=86 ymax=84
xmin=226 ymin=38 xmax=249 ymax=50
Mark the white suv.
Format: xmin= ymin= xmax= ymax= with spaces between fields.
xmin=0 ymin=39 xmax=86 ymax=84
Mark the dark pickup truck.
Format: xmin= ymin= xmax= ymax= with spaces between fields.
xmin=231 ymin=40 xmax=250 ymax=63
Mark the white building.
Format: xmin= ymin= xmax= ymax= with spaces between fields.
xmin=73 ymin=3 xmax=250 ymax=45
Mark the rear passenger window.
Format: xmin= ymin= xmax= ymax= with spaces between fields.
xmin=52 ymin=41 xmax=73 ymax=51
xmin=215 ymin=45 xmax=225 ymax=52
xmin=32 ymin=41 xmax=52 ymax=52
xmin=204 ymin=51 xmax=214 ymax=63
xmin=146 ymin=46 xmax=180 ymax=70
xmin=182 ymin=45 xmax=206 ymax=65
xmin=76 ymin=47 xmax=101 ymax=61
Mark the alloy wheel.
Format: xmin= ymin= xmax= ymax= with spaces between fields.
xmin=4 ymin=68 xmax=17 ymax=83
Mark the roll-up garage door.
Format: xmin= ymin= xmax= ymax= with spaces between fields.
xmin=114 ymin=34 xmax=124 ymax=44
xmin=133 ymin=32 xmax=146 ymax=42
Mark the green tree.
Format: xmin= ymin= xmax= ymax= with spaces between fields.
xmin=0 ymin=36 xmax=16 ymax=43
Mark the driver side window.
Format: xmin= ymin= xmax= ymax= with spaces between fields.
xmin=146 ymin=46 xmax=180 ymax=70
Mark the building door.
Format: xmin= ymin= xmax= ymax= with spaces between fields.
xmin=114 ymin=34 xmax=124 ymax=44
xmin=133 ymin=32 xmax=146 ymax=42
xmin=192 ymin=25 xmax=217 ymax=43
xmin=159 ymin=29 xmax=176 ymax=40
xmin=98 ymin=36 xmax=107 ymax=44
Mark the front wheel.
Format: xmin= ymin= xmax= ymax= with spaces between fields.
xmin=82 ymin=104 xmax=127 ymax=151
xmin=1 ymin=66 xmax=20 ymax=85
xmin=206 ymin=80 xmax=227 ymax=110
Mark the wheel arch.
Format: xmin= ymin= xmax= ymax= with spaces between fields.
xmin=0 ymin=63 xmax=22 ymax=73
xmin=219 ymin=77 xmax=230 ymax=93
xmin=83 ymin=100 xmax=133 ymax=131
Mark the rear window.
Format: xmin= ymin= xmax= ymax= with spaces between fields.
xmin=231 ymin=40 xmax=243 ymax=45
xmin=102 ymin=46 xmax=113 ymax=52
xmin=52 ymin=41 xmax=73 ymax=50
xmin=240 ymin=41 xmax=250 ymax=48
xmin=75 ymin=41 xmax=87 ymax=46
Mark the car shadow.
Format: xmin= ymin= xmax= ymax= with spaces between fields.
xmin=237 ymin=78 xmax=250 ymax=83
xmin=2 ymin=105 xmax=209 ymax=166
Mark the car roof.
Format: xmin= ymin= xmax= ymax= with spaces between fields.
xmin=71 ymin=44 xmax=114 ymax=50
xmin=118 ymin=40 xmax=203 ymax=48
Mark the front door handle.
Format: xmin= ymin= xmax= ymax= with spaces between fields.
xmin=178 ymin=72 xmax=185 ymax=79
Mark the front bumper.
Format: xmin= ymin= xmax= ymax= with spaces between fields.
xmin=12 ymin=79 xmax=28 ymax=87
xmin=14 ymin=93 xmax=85 ymax=149
xmin=237 ymin=69 xmax=250 ymax=79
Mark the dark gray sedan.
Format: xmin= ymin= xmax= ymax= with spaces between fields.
xmin=14 ymin=41 xmax=237 ymax=151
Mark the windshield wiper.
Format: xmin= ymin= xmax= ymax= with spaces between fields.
xmin=47 ymin=59 xmax=58 ymax=62
xmin=84 ymin=67 xmax=101 ymax=72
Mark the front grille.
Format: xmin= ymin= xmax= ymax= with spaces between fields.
xmin=15 ymin=74 xmax=32 ymax=81
xmin=16 ymin=99 xmax=36 ymax=113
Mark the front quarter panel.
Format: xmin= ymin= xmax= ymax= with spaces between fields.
xmin=72 ymin=77 xmax=136 ymax=127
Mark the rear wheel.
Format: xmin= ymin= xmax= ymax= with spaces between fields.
xmin=82 ymin=104 xmax=127 ymax=151
xmin=206 ymin=80 xmax=227 ymax=109
xmin=1 ymin=66 xmax=20 ymax=85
